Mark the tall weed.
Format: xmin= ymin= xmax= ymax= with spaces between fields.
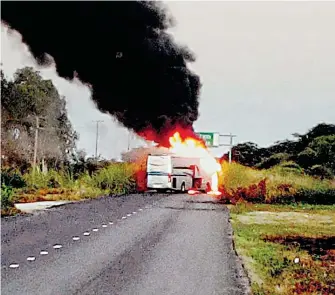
xmin=91 ymin=163 xmax=136 ymax=194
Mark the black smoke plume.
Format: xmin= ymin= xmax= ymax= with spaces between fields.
xmin=1 ymin=1 xmax=201 ymax=145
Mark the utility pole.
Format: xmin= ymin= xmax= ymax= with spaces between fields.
xmin=93 ymin=120 xmax=104 ymax=162
xmin=33 ymin=116 xmax=39 ymax=170
xmin=127 ymin=131 xmax=134 ymax=151
xmin=219 ymin=133 xmax=237 ymax=164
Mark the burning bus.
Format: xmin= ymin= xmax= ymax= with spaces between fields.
xmin=146 ymin=132 xmax=222 ymax=196
xmin=146 ymin=154 xmax=212 ymax=193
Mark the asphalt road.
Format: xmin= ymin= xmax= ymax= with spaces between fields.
xmin=1 ymin=193 xmax=250 ymax=295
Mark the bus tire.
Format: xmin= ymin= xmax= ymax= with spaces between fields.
xmin=206 ymin=182 xmax=211 ymax=193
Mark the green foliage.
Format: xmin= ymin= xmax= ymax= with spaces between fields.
xmin=22 ymin=167 xmax=77 ymax=189
xmin=309 ymin=135 xmax=335 ymax=171
xmin=276 ymin=161 xmax=304 ymax=174
xmin=295 ymin=187 xmax=335 ymax=205
xmin=255 ymin=153 xmax=291 ymax=169
xmin=296 ymin=147 xmax=317 ymax=168
xmin=307 ymin=165 xmax=333 ymax=179
xmin=91 ymin=163 xmax=136 ymax=194
xmin=1 ymin=184 xmax=14 ymax=210
xmin=230 ymin=142 xmax=266 ymax=167
xmin=1 ymin=167 xmax=26 ymax=188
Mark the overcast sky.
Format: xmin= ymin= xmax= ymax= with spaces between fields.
xmin=2 ymin=1 xmax=335 ymax=159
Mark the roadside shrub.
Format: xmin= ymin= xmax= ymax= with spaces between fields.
xmin=23 ymin=167 xmax=49 ymax=188
xmin=306 ymin=165 xmax=333 ymax=180
xmin=1 ymin=183 xmax=14 ymax=210
xmin=91 ymin=163 xmax=136 ymax=194
xmin=23 ymin=168 xmax=77 ymax=189
xmin=294 ymin=188 xmax=335 ymax=205
xmin=1 ymin=167 xmax=26 ymax=188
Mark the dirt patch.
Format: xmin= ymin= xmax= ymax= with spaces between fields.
xmin=237 ymin=211 xmax=334 ymax=225
xmin=264 ymin=235 xmax=335 ymax=259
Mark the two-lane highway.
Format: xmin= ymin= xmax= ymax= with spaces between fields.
xmin=1 ymin=194 xmax=250 ymax=295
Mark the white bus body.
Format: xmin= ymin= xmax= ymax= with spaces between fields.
xmin=146 ymin=154 xmax=212 ymax=192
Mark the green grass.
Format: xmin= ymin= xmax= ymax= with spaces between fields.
xmin=230 ymin=203 xmax=335 ymax=294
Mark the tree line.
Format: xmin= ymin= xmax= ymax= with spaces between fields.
xmin=222 ymin=123 xmax=335 ymax=179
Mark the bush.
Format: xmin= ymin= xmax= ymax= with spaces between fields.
xmin=307 ymin=165 xmax=333 ymax=180
xmin=1 ymin=184 xmax=14 ymax=210
xmin=256 ymin=153 xmax=291 ymax=169
xmin=277 ymin=161 xmax=304 ymax=174
xmin=23 ymin=168 xmax=77 ymax=189
xmin=294 ymin=188 xmax=335 ymax=205
xmin=1 ymin=167 xmax=26 ymax=188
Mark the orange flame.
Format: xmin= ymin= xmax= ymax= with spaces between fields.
xmin=169 ymin=132 xmax=221 ymax=196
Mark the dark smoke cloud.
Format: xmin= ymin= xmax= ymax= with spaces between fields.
xmin=1 ymin=1 xmax=201 ymax=146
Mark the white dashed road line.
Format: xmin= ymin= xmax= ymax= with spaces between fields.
xmin=6 ymin=204 xmax=154 ymax=270
xmin=53 ymin=244 xmax=62 ymax=249
xmin=9 ymin=264 xmax=19 ymax=268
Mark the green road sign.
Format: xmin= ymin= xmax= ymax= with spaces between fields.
xmin=196 ymin=132 xmax=220 ymax=147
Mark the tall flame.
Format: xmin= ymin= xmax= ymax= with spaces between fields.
xmin=168 ymin=132 xmax=221 ymax=196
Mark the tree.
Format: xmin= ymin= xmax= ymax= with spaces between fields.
xmin=1 ymin=67 xmax=77 ymax=168
xmin=309 ymin=135 xmax=335 ymax=173
xmin=293 ymin=123 xmax=335 ymax=152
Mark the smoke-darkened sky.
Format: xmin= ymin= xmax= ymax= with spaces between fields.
xmin=2 ymin=1 xmax=335 ymax=159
